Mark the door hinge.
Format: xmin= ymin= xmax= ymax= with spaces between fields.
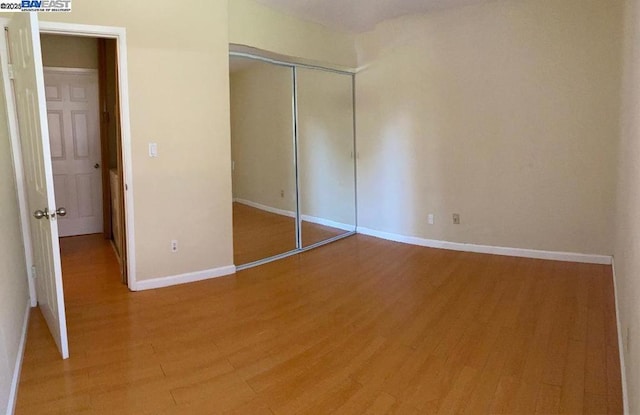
xmin=31 ymin=265 xmax=37 ymax=280
xmin=7 ymin=64 xmax=15 ymax=80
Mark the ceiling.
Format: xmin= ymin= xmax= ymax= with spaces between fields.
xmin=253 ymin=0 xmax=491 ymax=33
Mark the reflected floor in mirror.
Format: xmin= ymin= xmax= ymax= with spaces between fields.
xmin=16 ymin=234 xmax=622 ymax=414
xmin=233 ymin=202 xmax=346 ymax=265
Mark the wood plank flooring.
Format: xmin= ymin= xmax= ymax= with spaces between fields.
xmin=16 ymin=234 xmax=622 ymax=414
xmin=233 ymin=202 xmax=347 ymax=265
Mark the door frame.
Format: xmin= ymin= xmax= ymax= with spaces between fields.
xmin=0 ymin=19 xmax=137 ymax=292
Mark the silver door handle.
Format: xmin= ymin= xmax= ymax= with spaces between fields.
xmin=56 ymin=207 xmax=67 ymax=217
xmin=33 ymin=208 xmax=50 ymax=220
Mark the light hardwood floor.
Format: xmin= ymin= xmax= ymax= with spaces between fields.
xmin=233 ymin=202 xmax=347 ymax=265
xmin=16 ymin=234 xmax=622 ymax=414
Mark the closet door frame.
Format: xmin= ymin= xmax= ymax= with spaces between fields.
xmin=230 ymin=49 xmax=357 ymax=271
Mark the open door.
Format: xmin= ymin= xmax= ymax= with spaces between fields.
xmin=7 ymin=13 xmax=69 ymax=359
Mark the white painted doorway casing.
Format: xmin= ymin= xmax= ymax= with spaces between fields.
xmin=6 ymin=13 xmax=69 ymax=359
xmin=44 ymin=68 xmax=103 ymax=237
xmin=37 ymin=20 xmax=137 ymax=291
xmin=1 ymin=16 xmax=136 ymax=359
xmin=2 ymin=17 xmax=137 ymax=302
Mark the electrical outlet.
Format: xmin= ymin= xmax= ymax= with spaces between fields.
xmin=280 ymin=190 xmax=285 ymax=198
xmin=453 ymin=213 xmax=461 ymax=225
xmin=171 ymin=240 xmax=178 ymax=253
xmin=428 ymin=214 xmax=434 ymax=225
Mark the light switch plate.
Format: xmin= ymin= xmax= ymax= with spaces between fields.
xmin=149 ymin=143 xmax=158 ymax=158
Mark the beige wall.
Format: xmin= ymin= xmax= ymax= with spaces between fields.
xmin=40 ymin=34 xmax=98 ymax=69
xmin=297 ymin=67 xmax=356 ymax=226
xmin=354 ymin=0 xmax=623 ymax=255
xmin=230 ymin=60 xmax=296 ymax=212
xmin=0 ymin=56 xmax=29 ymax=415
xmin=33 ymin=1 xmax=234 ymax=281
xmin=616 ymin=0 xmax=640 ymax=411
xmin=229 ymin=0 xmax=356 ymax=68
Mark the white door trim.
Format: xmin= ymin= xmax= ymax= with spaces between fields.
xmin=0 ymin=19 xmax=37 ymax=307
xmin=39 ymin=21 xmax=136 ymax=291
xmin=0 ymin=18 xmax=137 ymax=291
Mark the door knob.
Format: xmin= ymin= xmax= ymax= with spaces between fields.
xmin=33 ymin=208 xmax=50 ymax=220
xmin=56 ymin=207 xmax=67 ymax=217
xmin=94 ymin=163 xmax=100 ymax=169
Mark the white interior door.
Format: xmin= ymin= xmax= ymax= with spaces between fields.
xmin=8 ymin=13 xmax=69 ymax=359
xmin=44 ymin=69 xmax=102 ymax=237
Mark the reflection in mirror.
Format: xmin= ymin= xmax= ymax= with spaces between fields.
xmin=229 ymin=56 xmax=297 ymax=265
xmin=297 ymin=68 xmax=356 ymax=247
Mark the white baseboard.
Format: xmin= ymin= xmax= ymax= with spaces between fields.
xmin=234 ymin=199 xmax=295 ymax=218
xmin=7 ymin=299 xmax=31 ymax=415
xmin=300 ymin=214 xmax=355 ymax=232
xmin=132 ymin=265 xmax=236 ymax=291
xmin=611 ymin=260 xmax=630 ymax=414
xmin=356 ymin=227 xmax=612 ymax=265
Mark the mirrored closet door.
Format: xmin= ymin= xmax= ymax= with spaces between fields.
xmin=229 ymin=52 xmax=357 ymax=268
xmin=230 ymin=56 xmax=297 ymax=265
xmin=297 ymin=68 xmax=356 ymax=247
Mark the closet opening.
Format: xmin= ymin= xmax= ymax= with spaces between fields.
xmin=229 ymin=48 xmax=357 ymax=269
